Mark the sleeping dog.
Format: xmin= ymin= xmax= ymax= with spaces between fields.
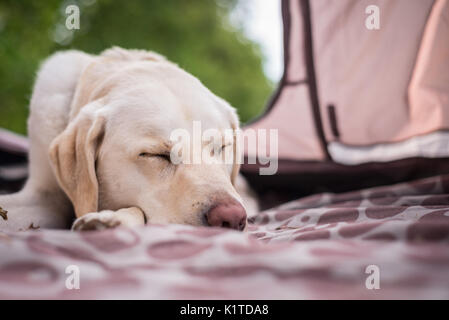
xmin=0 ymin=47 xmax=257 ymax=232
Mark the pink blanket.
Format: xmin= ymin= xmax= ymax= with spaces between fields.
xmin=1 ymin=174 xmax=448 ymax=299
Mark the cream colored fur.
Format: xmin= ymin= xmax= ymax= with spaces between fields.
xmin=0 ymin=47 xmax=258 ymax=232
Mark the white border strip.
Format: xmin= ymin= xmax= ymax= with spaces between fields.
xmin=329 ymin=131 xmax=449 ymax=165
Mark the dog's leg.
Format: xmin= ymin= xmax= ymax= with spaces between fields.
xmin=0 ymin=51 xmax=94 ymax=233
xmin=72 ymin=207 xmax=145 ymax=231
xmin=0 ymin=187 xmax=73 ymax=232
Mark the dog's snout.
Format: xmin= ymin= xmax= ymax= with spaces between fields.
xmin=206 ymin=202 xmax=247 ymax=231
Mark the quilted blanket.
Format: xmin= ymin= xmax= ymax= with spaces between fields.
xmin=1 ymin=174 xmax=449 ymax=299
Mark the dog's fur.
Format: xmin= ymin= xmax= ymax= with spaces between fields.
xmin=0 ymin=47 xmax=257 ymax=231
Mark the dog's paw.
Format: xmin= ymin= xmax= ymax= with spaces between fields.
xmin=72 ymin=211 xmax=121 ymax=231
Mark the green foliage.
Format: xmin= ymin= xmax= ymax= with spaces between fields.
xmin=0 ymin=0 xmax=273 ymax=134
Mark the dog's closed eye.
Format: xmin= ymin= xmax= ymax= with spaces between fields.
xmin=221 ymin=144 xmax=231 ymax=151
xmin=208 ymin=143 xmax=232 ymax=158
xmin=139 ymin=152 xmax=171 ymax=162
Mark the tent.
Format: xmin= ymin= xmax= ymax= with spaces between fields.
xmin=241 ymin=0 xmax=449 ymax=207
xmin=0 ymin=129 xmax=28 ymax=194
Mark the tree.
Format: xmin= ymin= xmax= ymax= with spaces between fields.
xmin=0 ymin=0 xmax=273 ymax=134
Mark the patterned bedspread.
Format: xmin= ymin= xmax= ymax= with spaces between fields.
xmin=1 ymin=174 xmax=449 ymax=299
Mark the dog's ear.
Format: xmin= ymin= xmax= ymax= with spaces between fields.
xmin=49 ymin=103 xmax=106 ymax=217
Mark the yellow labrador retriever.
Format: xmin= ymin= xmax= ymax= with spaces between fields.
xmin=0 ymin=47 xmax=257 ymax=232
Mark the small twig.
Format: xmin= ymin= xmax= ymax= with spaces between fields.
xmin=0 ymin=206 xmax=7 ymax=221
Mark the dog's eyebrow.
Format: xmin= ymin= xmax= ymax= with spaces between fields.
xmin=137 ymin=140 xmax=173 ymax=154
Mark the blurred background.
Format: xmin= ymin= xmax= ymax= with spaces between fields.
xmin=0 ymin=0 xmax=282 ymax=134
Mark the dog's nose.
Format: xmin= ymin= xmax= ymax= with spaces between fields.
xmin=206 ymin=202 xmax=247 ymax=231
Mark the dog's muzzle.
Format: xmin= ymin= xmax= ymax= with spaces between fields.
xmin=205 ymin=201 xmax=247 ymax=231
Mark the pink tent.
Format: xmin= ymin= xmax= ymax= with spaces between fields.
xmin=242 ymin=0 xmax=449 ymax=207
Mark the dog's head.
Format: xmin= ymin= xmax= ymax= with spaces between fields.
xmin=49 ymin=47 xmax=246 ymax=230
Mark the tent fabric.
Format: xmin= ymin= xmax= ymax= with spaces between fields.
xmin=329 ymin=131 xmax=449 ymax=165
xmin=0 ymin=128 xmax=29 ymax=155
xmin=0 ymin=130 xmax=28 ymax=194
xmin=242 ymin=0 xmax=449 ymax=206
xmin=244 ymin=0 xmax=449 ymax=163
